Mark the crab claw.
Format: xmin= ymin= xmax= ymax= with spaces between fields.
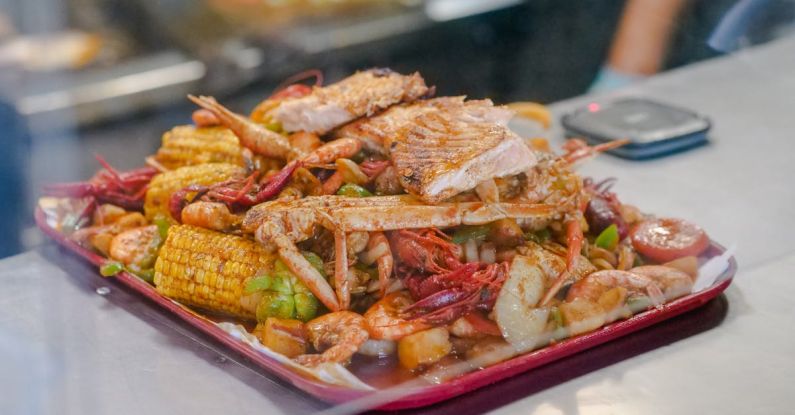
xmin=257 ymin=221 xmax=341 ymax=312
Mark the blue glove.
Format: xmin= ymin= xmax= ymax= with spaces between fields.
xmin=588 ymin=66 xmax=648 ymax=93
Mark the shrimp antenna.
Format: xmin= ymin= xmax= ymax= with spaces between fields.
xmin=271 ymin=69 xmax=324 ymax=98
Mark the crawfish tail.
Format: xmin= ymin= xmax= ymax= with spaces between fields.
xmin=409 ymin=290 xmax=483 ymax=325
xmin=168 ymin=185 xmax=210 ymax=222
xmin=251 ymin=161 xmax=301 ymax=205
xmin=402 ymin=288 xmax=469 ymax=318
xmin=98 ymin=192 xmax=145 ymax=211
xmin=413 ymin=262 xmax=480 ymax=299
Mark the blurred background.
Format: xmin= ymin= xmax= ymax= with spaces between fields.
xmin=0 ymin=0 xmax=792 ymax=258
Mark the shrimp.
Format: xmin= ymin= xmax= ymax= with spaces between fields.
xmin=191 ymin=109 xmax=220 ymax=128
xmin=188 ymin=95 xmax=292 ymax=159
xmin=514 ymin=140 xmax=629 ymax=306
xmin=287 ymin=131 xmax=322 ymax=159
xmin=109 ymin=225 xmax=158 ymax=266
xmin=361 ymin=231 xmax=393 ymax=297
xmin=180 ymin=201 xmax=242 ymax=231
xmin=364 ymin=292 xmax=431 ymax=340
xmin=294 ymin=311 xmax=369 ymax=367
xmin=516 ymin=241 xmax=595 ymax=287
xmin=302 ymin=137 xmax=361 ymax=165
xmin=346 ymin=231 xmax=370 ymax=256
xmin=630 ymin=265 xmax=694 ymax=301
xmin=566 ymin=270 xmax=665 ymax=306
xmin=72 ymin=211 xmax=148 ymax=255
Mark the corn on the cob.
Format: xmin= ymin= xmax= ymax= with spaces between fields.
xmin=155 ymin=126 xmax=246 ymax=169
xmin=144 ymin=163 xmax=245 ymax=221
xmin=154 ymin=224 xmax=274 ymax=319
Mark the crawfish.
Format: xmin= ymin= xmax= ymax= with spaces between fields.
xmin=401 ymin=261 xmax=509 ymax=327
xmin=388 ymin=228 xmax=509 ymax=327
xmin=171 ymin=135 xmax=363 ymax=220
xmin=390 ymin=228 xmax=462 ymax=275
xmin=42 ymin=155 xmax=158 ymax=211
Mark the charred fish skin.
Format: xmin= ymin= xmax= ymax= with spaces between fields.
xmin=272 ymin=69 xmax=430 ymax=135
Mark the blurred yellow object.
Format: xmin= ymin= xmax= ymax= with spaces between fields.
xmin=1 ymin=31 xmax=103 ymax=71
xmin=528 ymin=137 xmax=551 ymax=152
xmin=507 ymin=102 xmax=552 ymax=129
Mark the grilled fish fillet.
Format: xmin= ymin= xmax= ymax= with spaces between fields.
xmin=272 ymin=68 xmax=429 ymax=135
xmin=338 ymin=97 xmax=535 ymax=204
xmin=393 ymin=111 xmax=535 ymax=203
xmin=336 ymin=96 xmax=513 ymax=152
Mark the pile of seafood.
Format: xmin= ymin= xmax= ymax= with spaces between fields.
xmin=41 ymin=69 xmax=711 ymax=377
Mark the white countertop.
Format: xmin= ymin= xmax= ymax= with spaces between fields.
xmin=2 ymin=36 xmax=795 ymax=415
xmin=493 ymin=35 xmax=795 ymax=415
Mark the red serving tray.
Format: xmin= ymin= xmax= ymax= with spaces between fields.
xmin=35 ymin=207 xmax=736 ymax=410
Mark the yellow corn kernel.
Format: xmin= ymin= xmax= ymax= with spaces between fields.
xmin=144 ymin=163 xmax=245 ymax=221
xmin=153 ymin=225 xmax=275 ymax=319
xmin=155 ymin=126 xmax=246 ymax=169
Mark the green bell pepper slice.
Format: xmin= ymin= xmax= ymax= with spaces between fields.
xmin=594 ymin=224 xmax=619 ymax=250
xmin=100 ymin=261 xmax=124 ymax=277
xmin=337 ymin=183 xmax=373 ymax=198
xmin=451 ymin=225 xmax=491 ymax=245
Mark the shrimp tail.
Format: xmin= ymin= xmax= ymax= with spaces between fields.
xmin=540 ymin=218 xmax=583 ymax=306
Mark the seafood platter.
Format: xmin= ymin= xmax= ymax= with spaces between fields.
xmin=37 ymin=69 xmax=735 ymax=409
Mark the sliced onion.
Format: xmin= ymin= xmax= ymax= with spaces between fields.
xmin=464 ymin=239 xmax=479 ymax=263
xmin=358 ymin=339 xmax=397 ymax=357
xmin=385 ymin=278 xmax=405 ymax=295
xmin=480 ymin=242 xmax=496 ymax=264
xmin=336 ymin=158 xmax=368 ymax=185
xmin=366 ymin=279 xmax=381 ymax=293
xmin=360 ymin=240 xmax=389 ymax=265
xmin=496 ymin=248 xmax=517 ymax=263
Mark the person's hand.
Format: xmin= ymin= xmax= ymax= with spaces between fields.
xmin=588 ymin=66 xmax=648 ymax=93
xmin=590 ymin=0 xmax=689 ymax=92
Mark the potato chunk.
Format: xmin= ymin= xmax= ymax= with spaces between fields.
xmin=253 ymin=318 xmax=308 ymax=358
xmin=398 ymin=327 xmax=452 ymax=370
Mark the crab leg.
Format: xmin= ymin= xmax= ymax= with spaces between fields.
xmin=257 ymin=221 xmax=341 ymax=311
xmin=334 ymin=228 xmax=351 ymax=310
xmin=245 ymin=201 xmax=553 ymax=237
xmin=246 ymin=196 xmax=556 ymax=311
xmin=363 ymin=232 xmax=393 ymax=297
xmin=326 ymin=203 xmax=554 ymax=231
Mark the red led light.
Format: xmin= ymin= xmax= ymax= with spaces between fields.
xmin=587 ymin=103 xmax=601 ymax=112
